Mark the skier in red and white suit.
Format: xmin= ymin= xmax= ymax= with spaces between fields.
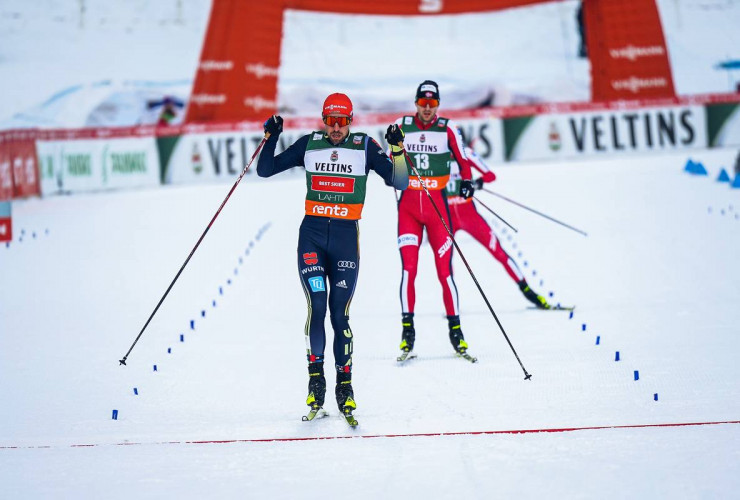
xmin=447 ymin=146 xmax=551 ymax=309
xmin=395 ymin=80 xmax=477 ymax=356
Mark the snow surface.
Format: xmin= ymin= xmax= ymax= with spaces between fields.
xmin=1 ymin=147 xmax=739 ymax=498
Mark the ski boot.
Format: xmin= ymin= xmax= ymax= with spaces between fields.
xmin=335 ymin=369 xmax=358 ymax=427
xmin=519 ymin=280 xmax=551 ymax=309
xmin=397 ymin=313 xmax=416 ymax=362
xmin=447 ymin=315 xmax=469 ymax=354
xmin=448 ymin=316 xmax=477 ymax=363
xmin=303 ymin=361 xmax=326 ymax=421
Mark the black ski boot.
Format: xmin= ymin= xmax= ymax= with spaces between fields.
xmin=335 ymin=370 xmax=356 ymax=412
xmin=335 ymin=369 xmax=358 ymax=426
xmin=518 ymin=280 xmax=551 ymax=309
xmin=447 ymin=315 xmax=469 ymax=354
xmin=399 ymin=313 xmax=415 ymax=352
xmin=306 ymin=361 xmax=326 ymax=409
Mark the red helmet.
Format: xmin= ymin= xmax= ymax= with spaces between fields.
xmin=322 ymin=93 xmax=353 ymax=117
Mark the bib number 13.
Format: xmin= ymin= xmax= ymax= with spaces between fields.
xmin=413 ymin=153 xmax=430 ymax=169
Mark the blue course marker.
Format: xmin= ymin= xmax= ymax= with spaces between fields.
xmin=153 ymin=364 xmax=158 ymax=371
xmin=180 ymin=334 xmax=184 ymax=342
xmin=212 ymin=300 xmax=217 ymax=307
xmin=112 ymin=409 xmax=118 ymax=420
xmin=190 ymin=320 xmax=195 ymax=330
xmin=634 ymin=370 xmax=639 ymax=381
xmin=582 ymin=323 xmax=586 ymax=331
xmin=133 ymin=388 xmax=138 ymax=395
xmin=615 ymin=351 xmax=620 ymax=361
xmin=201 ymin=310 xmax=206 ymax=318
xmin=569 ymin=311 xmax=574 ymax=319
xmin=168 ymin=347 xmax=171 ymax=353
xmin=596 ymin=336 xmax=600 ymax=345
xmin=219 ymin=287 xmax=223 ymax=295
xmin=654 ymin=393 xmax=659 ymax=401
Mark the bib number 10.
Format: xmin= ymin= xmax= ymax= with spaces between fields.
xmin=413 ymin=154 xmax=430 ymax=169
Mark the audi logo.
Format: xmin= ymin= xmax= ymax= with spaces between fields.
xmin=338 ymin=261 xmax=356 ymax=269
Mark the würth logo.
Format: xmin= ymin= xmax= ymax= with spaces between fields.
xmin=244 ymin=96 xmax=277 ymax=111
xmin=245 ymin=63 xmax=279 ymax=79
xmin=611 ymin=76 xmax=668 ymax=93
xmin=190 ymin=94 xmax=227 ymax=105
xmin=609 ymin=45 xmax=665 ymax=61
xmin=199 ymin=60 xmax=234 ymax=71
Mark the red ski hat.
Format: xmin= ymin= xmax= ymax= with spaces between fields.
xmin=322 ymin=93 xmax=353 ymax=117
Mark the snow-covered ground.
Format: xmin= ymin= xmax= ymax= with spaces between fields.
xmin=1 ymin=147 xmax=739 ymax=498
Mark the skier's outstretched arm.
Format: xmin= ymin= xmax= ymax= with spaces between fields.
xmin=257 ymin=116 xmax=309 ymax=177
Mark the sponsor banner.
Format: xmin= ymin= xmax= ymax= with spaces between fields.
xmin=159 ymin=128 xmax=313 ymax=184
xmin=161 ymin=117 xmax=504 ymax=184
xmin=10 ymin=129 xmax=41 ymax=198
xmin=0 ymin=132 xmax=13 ymax=201
xmin=186 ymin=0 xmax=549 ymax=123
xmin=505 ymin=105 xmax=706 ymax=162
xmin=706 ymin=102 xmax=740 ymax=148
xmin=0 ymin=200 xmax=10 ymax=243
xmin=0 ymin=129 xmax=41 ymax=199
xmin=185 ymin=1 xmax=283 ymax=123
xmin=584 ymin=0 xmax=675 ymax=100
xmin=36 ymin=136 xmax=159 ymax=195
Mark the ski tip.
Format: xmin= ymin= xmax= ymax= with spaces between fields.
xmin=524 ymin=373 xmax=532 ymax=381
xmin=119 ymin=358 xmax=127 ymax=366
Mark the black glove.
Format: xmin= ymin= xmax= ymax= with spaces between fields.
xmin=473 ymin=178 xmax=484 ymax=190
xmin=385 ymin=124 xmax=405 ymax=148
xmin=459 ymin=179 xmax=475 ymax=199
xmin=263 ymin=115 xmax=283 ymax=136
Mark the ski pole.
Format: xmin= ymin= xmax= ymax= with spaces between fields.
xmin=480 ymin=188 xmax=588 ymax=237
xmin=401 ymin=147 xmax=532 ymax=380
xmin=119 ymin=134 xmax=270 ymax=366
xmin=472 ymin=196 xmax=517 ymax=233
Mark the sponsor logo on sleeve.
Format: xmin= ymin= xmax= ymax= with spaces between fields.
xmin=404 ymin=117 xmax=412 ymax=125
xmin=398 ymin=234 xmax=419 ymax=248
xmin=353 ymin=135 xmax=363 ymax=145
xmin=313 ymin=133 xmax=323 ymax=140
xmin=308 ymin=276 xmax=325 ymax=292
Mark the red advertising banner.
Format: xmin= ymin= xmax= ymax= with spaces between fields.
xmin=185 ymin=0 xmax=551 ymax=124
xmin=0 ymin=201 xmax=11 ymax=243
xmin=584 ymin=0 xmax=676 ymax=101
xmin=185 ymin=0 xmax=285 ymax=124
xmin=0 ymin=131 xmax=14 ymax=201
xmin=9 ymin=129 xmax=41 ymax=198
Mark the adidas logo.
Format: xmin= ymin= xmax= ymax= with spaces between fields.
xmin=335 ymin=280 xmax=348 ymax=289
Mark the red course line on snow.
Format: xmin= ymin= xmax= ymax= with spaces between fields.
xmin=2 ymin=420 xmax=737 ymax=450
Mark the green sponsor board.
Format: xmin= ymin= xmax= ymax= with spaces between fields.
xmin=706 ymin=102 xmax=740 ymax=147
xmin=35 ymin=137 xmax=158 ymax=195
xmin=159 ymin=117 xmax=505 ymax=185
xmin=504 ymin=105 xmax=708 ymax=161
